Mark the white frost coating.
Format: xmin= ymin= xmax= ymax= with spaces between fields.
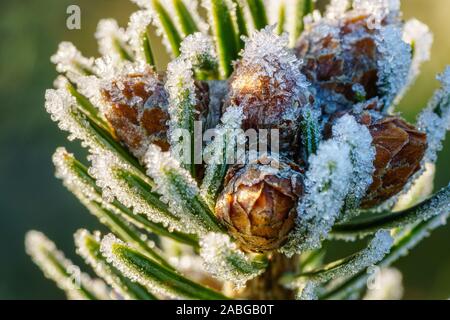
xmin=325 ymin=0 xmax=351 ymax=19
xmin=180 ymin=32 xmax=218 ymax=70
xmin=396 ymin=19 xmax=433 ymax=103
xmin=417 ymin=67 xmax=450 ymax=164
xmin=353 ymin=0 xmax=400 ymax=25
xmin=45 ymin=88 xmax=100 ymax=150
xmin=364 ymin=268 xmax=404 ymax=300
xmin=375 ymin=25 xmax=412 ymax=109
xmin=200 ymin=233 xmax=265 ymax=288
xmin=100 ymin=234 xmax=179 ymax=298
xmin=165 ymin=57 xmax=197 ymax=158
xmin=127 ymin=10 xmax=152 ymax=63
xmin=282 ymin=139 xmax=353 ymax=256
xmin=88 ymin=151 xmax=184 ymax=233
xmin=298 ymin=230 xmax=393 ymax=300
xmin=51 ymin=42 xmax=94 ymax=75
xmin=53 ymin=147 xmax=101 ymax=203
xmin=25 ymin=231 xmax=110 ymax=300
xmin=75 ymin=229 xmax=147 ymax=300
xmin=144 ymin=145 xmax=208 ymax=235
xmin=201 ymin=105 xmax=245 ymax=196
xmin=332 ymin=115 xmax=375 ymax=210
xmin=95 ymin=19 xmax=129 ymax=62
xmin=235 ymin=26 xmax=310 ymax=114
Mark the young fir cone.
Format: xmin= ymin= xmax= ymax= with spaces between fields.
xmin=327 ymin=108 xmax=427 ymax=208
xmin=295 ymin=2 xmax=411 ymax=115
xmin=101 ymin=68 xmax=210 ymax=162
xmin=225 ymin=27 xmax=312 ymax=155
xmin=359 ymin=112 xmax=427 ymax=208
xmin=215 ymin=156 xmax=305 ymax=253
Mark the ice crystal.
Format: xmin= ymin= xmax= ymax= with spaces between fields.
xmin=282 ymin=139 xmax=353 ymax=255
xmin=53 ymin=147 xmax=100 ymax=203
xmin=201 ymin=105 xmax=245 ymax=205
xmin=127 ymin=10 xmax=153 ymax=62
xmin=45 ymin=88 xmax=102 ymax=152
xmin=397 ymin=19 xmax=433 ymax=103
xmin=332 ymin=114 xmax=375 ymax=212
xmin=26 ymin=231 xmax=110 ymax=300
xmin=88 ymin=151 xmax=184 ymax=233
xmin=239 ymin=26 xmax=309 ymax=100
xmin=364 ymin=267 xmax=403 ymax=300
xmin=180 ymin=32 xmax=218 ymax=72
xmin=375 ymin=25 xmax=412 ymax=109
xmin=145 ymin=145 xmax=217 ymax=235
xmin=200 ymin=233 xmax=266 ymax=288
xmin=165 ymin=57 xmax=197 ymax=162
xmin=100 ymin=234 xmax=175 ymax=298
xmin=95 ymin=19 xmax=129 ymax=62
xmin=51 ymin=42 xmax=94 ymax=76
xmin=417 ymin=67 xmax=450 ymax=165
xmin=297 ymin=230 xmax=393 ymax=300
xmin=325 ymin=0 xmax=350 ymax=19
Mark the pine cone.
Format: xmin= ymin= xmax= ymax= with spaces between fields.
xmin=101 ymin=69 xmax=210 ymax=162
xmin=225 ymin=27 xmax=311 ymax=155
xmin=359 ymin=113 xmax=427 ymax=208
xmin=215 ymin=156 xmax=305 ymax=252
xmin=295 ymin=10 xmax=411 ymax=115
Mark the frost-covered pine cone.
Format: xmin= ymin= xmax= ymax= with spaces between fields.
xmin=27 ymin=0 xmax=450 ymax=300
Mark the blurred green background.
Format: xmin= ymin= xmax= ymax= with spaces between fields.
xmin=0 ymin=0 xmax=449 ymax=299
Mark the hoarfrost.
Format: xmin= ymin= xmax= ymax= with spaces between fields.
xmin=26 ymin=231 xmax=110 ymax=300
xmin=298 ymin=230 xmax=393 ymax=300
xmin=95 ymin=19 xmax=129 ymax=62
xmin=281 ymin=139 xmax=353 ymax=256
xmin=332 ymin=114 xmax=375 ymax=213
xmin=200 ymin=233 xmax=265 ymax=288
xmin=127 ymin=10 xmax=153 ymax=63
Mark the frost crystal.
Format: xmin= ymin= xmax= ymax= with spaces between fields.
xmin=200 ymin=233 xmax=265 ymax=288
xmin=95 ymin=19 xmax=129 ymax=62
xmin=375 ymin=25 xmax=412 ymax=110
xmin=201 ymin=105 xmax=245 ymax=204
xmin=417 ymin=67 xmax=450 ymax=165
xmin=180 ymin=32 xmax=218 ymax=71
xmin=100 ymin=234 xmax=175 ymax=298
xmin=325 ymin=0 xmax=351 ymax=19
xmin=298 ymin=230 xmax=393 ymax=300
xmin=282 ymin=139 xmax=353 ymax=255
xmin=145 ymin=145 xmax=215 ymax=234
xmin=332 ymin=115 xmax=375 ymax=212
xmin=239 ymin=26 xmax=309 ymax=100
xmin=88 ymin=151 xmax=184 ymax=233
xmin=165 ymin=57 xmax=197 ymax=160
xmin=396 ymin=19 xmax=433 ymax=103
xmin=26 ymin=231 xmax=110 ymax=300
xmin=127 ymin=10 xmax=152 ymax=62
xmin=51 ymin=42 xmax=94 ymax=76
xmin=45 ymin=88 xmax=99 ymax=150
xmin=53 ymin=147 xmax=100 ymax=203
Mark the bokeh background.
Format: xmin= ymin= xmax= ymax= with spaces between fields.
xmin=0 ymin=0 xmax=449 ymax=299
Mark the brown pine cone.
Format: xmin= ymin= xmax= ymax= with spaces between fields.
xmin=215 ymin=156 xmax=305 ymax=252
xmin=295 ymin=9 xmax=411 ymax=115
xmin=101 ymin=68 xmax=210 ymax=162
xmin=359 ymin=113 xmax=427 ymax=208
xmin=225 ymin=28 xmax=312 ymax=155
